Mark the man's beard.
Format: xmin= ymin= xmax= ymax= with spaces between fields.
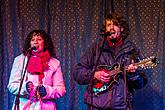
xmin=110 ymin=38 xmax=118 ymax=43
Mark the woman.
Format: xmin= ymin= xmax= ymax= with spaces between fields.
xmin=8 ymin=30 xmax=66 ymax=110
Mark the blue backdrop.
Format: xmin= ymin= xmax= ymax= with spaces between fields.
xmin=0 ymin=0 xmax=164 ymax=110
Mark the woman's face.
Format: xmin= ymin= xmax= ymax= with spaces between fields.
xmin=30 ymin=33 xmax=44 ymax=53
xmin=105 ymin=20 xmax=123 ymax=39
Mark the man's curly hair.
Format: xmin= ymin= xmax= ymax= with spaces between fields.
xmin=101 ymin=12 xmax=129 ymax=40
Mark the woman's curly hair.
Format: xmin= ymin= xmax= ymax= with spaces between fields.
xmin=23 ymin=30 xmax=55 ymax=57
xmin=101 ymin=12 xmax=129 ymax=40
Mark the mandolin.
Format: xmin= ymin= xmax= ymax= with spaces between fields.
xmin=92 ymin=56 xmax=159 ymax=96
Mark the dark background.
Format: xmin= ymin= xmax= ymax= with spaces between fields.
xmin=0 ymin=0 xmax=164 ymax=110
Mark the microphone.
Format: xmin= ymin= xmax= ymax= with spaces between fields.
xmin=100 ymin=32 xmax=115 ymax=37
xmin=30 ymin=46 xmax=37 ymax=51
xmin=27 ymin=46 xmax=37 ymax=53
xmin=25 ymin=46 xmax=37 ymax=56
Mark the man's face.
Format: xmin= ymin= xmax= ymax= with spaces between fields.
xmin=105 ymin=20 xmax=123 ymax=39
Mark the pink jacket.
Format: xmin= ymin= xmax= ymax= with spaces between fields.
xmin=8 ymin=54 xmax=66 ymax=110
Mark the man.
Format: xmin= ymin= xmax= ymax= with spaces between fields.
xmin=73 ymin=12 xmax=147 ymax=110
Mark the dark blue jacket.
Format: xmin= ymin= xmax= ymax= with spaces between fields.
xmin=73 ymin=38 xmax=147 ymax=109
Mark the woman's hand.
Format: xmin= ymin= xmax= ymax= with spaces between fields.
xmin=26 ymin=81 xmax=34 ymax=93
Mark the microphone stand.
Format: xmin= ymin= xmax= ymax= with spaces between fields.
xmin=122 ymin=58 xmax=127 ymax=110
xmin=89 ymin=33 xmax=109 ymax=110
xmin=14 ymin=51 xmax=32 ymax=110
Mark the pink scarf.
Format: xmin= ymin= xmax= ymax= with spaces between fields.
xmin=26 ymin=50 xmax=50 ymax=84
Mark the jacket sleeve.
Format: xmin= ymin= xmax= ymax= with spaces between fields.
xmin=73 ymin=43 xmax=97 ymax=85
xmin=126 ymin=49 xmax=148 ymax=90
xmin=7 ymin=55 xmax=28 ymax=95
xmin=43 ymin=60 xmax=66 ymax=99
xmin=127 ymin=69 xmax=147 ymax=89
